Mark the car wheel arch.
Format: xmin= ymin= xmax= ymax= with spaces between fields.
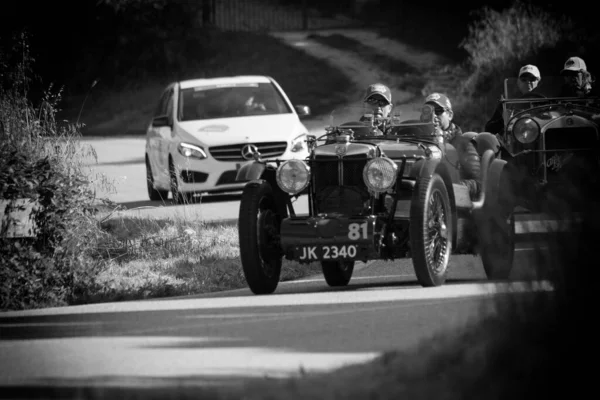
xmin=146 ymin=153 xmax=166 ymax=191
xmin=260 ymin=167 xmax=289 ymax=219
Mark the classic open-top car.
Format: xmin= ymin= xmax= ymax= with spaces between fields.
xmin=235 ymin=104 xmax=509 ymax=294
xmin=489 ymin=76 xmax=600 ymax=276
xmin=498 ymin=76 xmax=599 ymax=200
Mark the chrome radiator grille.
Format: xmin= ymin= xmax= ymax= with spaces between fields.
xmin=209 ymin=141 xmax=288 ymax=162
xmin=311 ymin=154 xmax=370 ymax=215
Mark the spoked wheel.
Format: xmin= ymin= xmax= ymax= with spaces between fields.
xmin=146 ymin=156 xmax=168 ymax=201
xmin=410 ymin=173 xmax=452 ymax=287
xmin=169 ymin=159 xmax=193 ymax=204
xmin=238 ymin=179 xmax=284 ymax=294
xmin=321 ymin=260 xmax=355 ymax=287
xmin=475 ymin=160 xmax=515 ymax=280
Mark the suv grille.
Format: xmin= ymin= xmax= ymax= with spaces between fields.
xmin=209 ymin=142 xmax=288 ymax=162
xmin=311 ymin=154 xmax=370 ymax=215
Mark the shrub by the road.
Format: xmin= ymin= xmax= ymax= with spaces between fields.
xmin=0 ymin=34 xmax=111 ymax=310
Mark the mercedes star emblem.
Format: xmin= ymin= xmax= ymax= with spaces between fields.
xmin=241 ymin=144 xmax=259 ymax=160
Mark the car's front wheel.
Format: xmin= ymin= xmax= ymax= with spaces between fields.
xmin=410 ymin=173 xmax=453 ymax=287
xmin=238 ymin=179 xmax=284 ymax=294
xmin=146 ymin=156 xmax=169 ymax=201
xmin=321 ymin=260 xmax=354 ymax=287
xmin=475 ymin=160 xmax=515 ymax=280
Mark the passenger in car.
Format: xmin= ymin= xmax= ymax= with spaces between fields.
xmin=423 ymin=93 xmax=462 ymax=145
xmin=484 ymin=64 xmax=542 ymax=135
xmin=559 ymin=56 xmax=594 ymax=97
xmin=422 ymin=93 xmax=500 ymax=200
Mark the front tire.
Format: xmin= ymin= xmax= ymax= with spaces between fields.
xmin=146 ymin=156 xmax=168 ymax=201
xmin=410 ymin=173 xmax=453 ymax=287
xmin=238 ymin=180 xmax=284 ymax=294
xmin=475 ymin=160 xmax=515 ymax=280
xmin=321 ymin=260 xmax=354 ymax=287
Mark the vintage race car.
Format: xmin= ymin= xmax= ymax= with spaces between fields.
xmin=487 ymin=76 xmax=600 ymax=277
xmin=235 ymin=105 xmax=508 ymax=294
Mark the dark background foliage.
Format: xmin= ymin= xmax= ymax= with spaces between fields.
xmin=2 ymin=0 xmax=598 ymax=104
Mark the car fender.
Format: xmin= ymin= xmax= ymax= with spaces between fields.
xmin=236 ymin=161 xmax=268 ymax=182
xmin=241 ymin=170 xmax=289 ymax=219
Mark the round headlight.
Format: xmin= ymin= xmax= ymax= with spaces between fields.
xmin=513 ymin=117 xmax=539 ymax=144
xmin=363 ymin=157 xmax=398 ymax=192
xmin=276 ymin=159 xmax=311 ymax=194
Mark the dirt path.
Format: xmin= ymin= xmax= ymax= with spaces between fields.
xmin=271 ymin=28 xmax=450 ymax=124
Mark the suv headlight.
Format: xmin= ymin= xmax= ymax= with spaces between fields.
xmin=178 ymin=142 xmax=207 ymax=159
xmin=513 ymin=117 xmax=539 ymax=144
xmin=276 ymin=159 xmax=311 ymax=194
xmin=363 ymin=157 xmax=398 ymax=192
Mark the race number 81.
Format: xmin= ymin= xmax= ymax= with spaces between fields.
xmin=348 ymin=222 xmax=368 ymax=240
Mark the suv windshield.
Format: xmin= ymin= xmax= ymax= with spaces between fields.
xmin=178 ymin=82 xmax=292 ymax=121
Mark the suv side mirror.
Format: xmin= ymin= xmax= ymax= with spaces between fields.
xmin=294 ymin=105 xmax=311 ymax=118
xmin=152 ymin=115 xmax=170 ymax=127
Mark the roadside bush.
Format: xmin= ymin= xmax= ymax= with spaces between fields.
xmin=0 ymin=33 xmax=112 ymax=310
xmin=447 ymin=0 xmax=573 ymax=131
xmin=459 ymin=0 xmax=572 ymax=95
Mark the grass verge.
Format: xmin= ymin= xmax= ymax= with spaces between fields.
xmin=72 ymin=215 xmax=323 ymax=304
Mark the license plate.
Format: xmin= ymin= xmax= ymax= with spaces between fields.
xmin=298 ymin=244 xmax=358 ymax=261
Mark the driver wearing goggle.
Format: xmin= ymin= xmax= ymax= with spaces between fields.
xmin=360 ymin=83 xmax=393 ymax=134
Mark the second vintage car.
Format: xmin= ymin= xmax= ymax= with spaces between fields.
xmin=485 ymin=75 xmax=600 ymax=278
xmin=145 ymin=75 xmax=312 ymax=203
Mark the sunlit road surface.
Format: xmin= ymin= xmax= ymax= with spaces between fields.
xmin=0 ymin=254 xmax=552 ymax=389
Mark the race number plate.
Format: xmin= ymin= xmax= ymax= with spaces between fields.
xmin=298 ymin=244 xmax=358 ymax=261
xmin=286 ymin=219 xmax=374 ymax=261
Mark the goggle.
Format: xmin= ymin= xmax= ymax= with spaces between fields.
xmin=433 ymin=107 xmax=447 ymax=116
xmin=519 ymin=75 xmax=539 ymax=82
xmin=365 ymin=97 xmax=390 ymax=107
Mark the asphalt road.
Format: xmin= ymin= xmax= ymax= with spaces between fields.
xmin=0 ymin=251 xmax=551 ymax=389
